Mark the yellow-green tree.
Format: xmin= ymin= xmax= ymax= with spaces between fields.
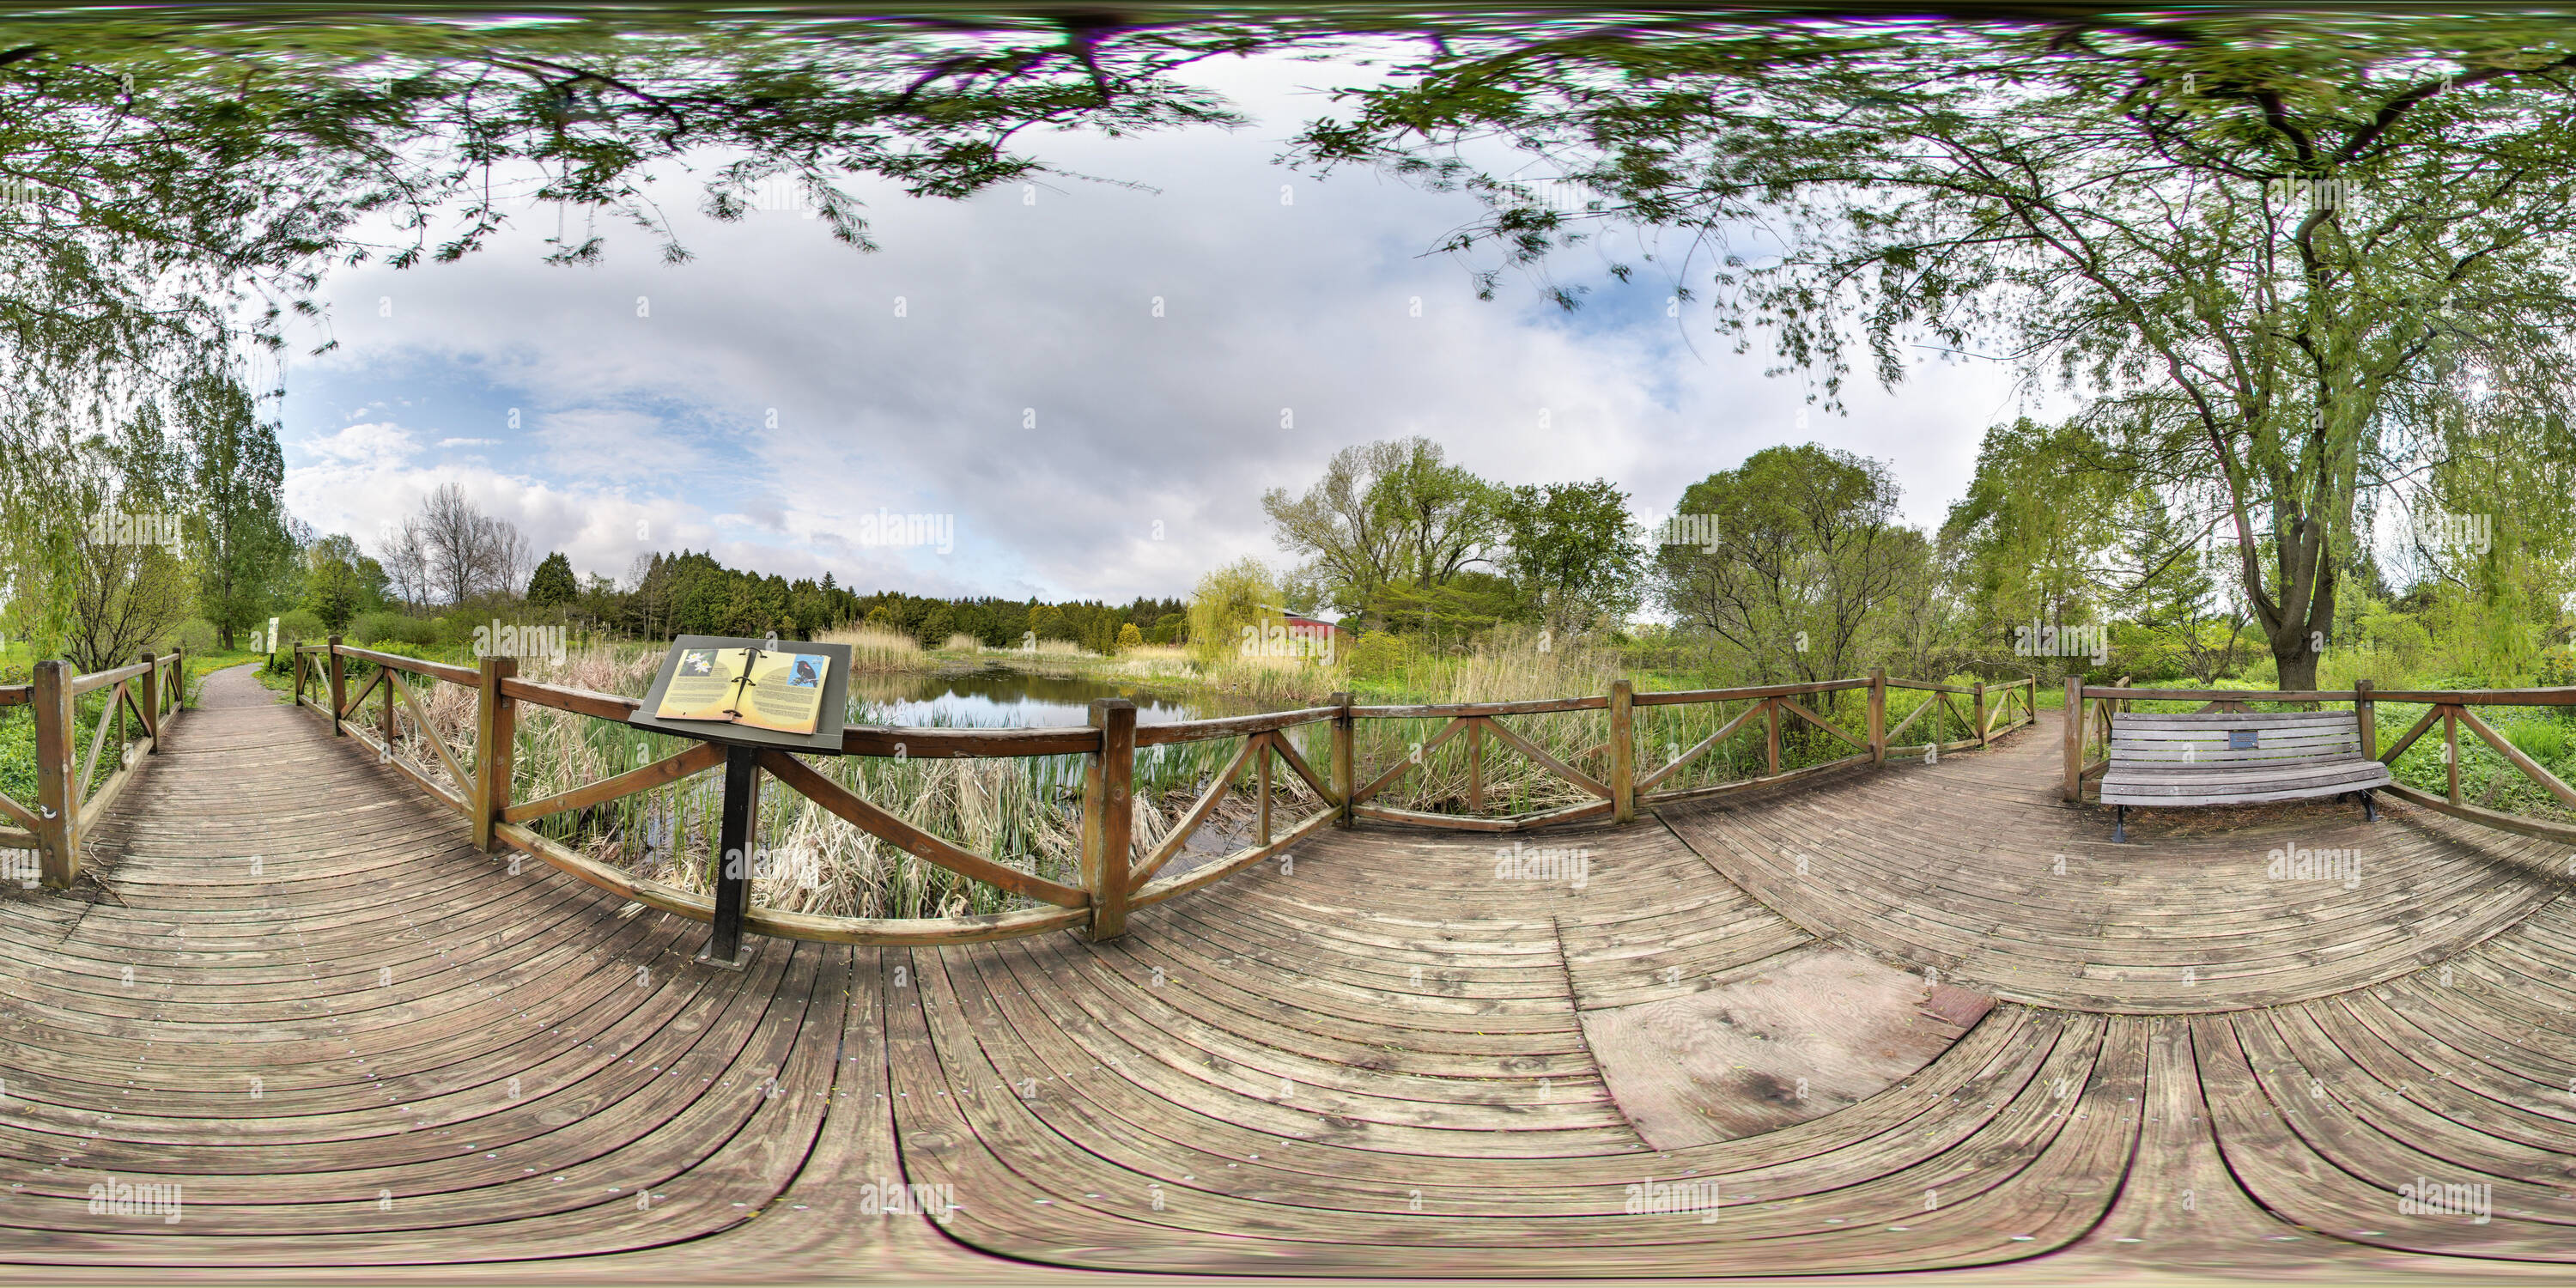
xmin=1187 ymin=558 xmax=1278 ymax=667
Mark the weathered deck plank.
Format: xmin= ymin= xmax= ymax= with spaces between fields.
xmin=0 ymin=675 xmax=2571 ymax=1281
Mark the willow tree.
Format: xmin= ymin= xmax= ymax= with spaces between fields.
xmin=1655 ymin=444 xmax=1919 ymax=692
xmin=1300 ymin=14 xmax=2576 ymax=688
xmin=0 ymin=11 xmax=1263 ymax=658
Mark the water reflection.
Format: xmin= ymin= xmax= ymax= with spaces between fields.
xmin=845 ymin=666 xmax=1247 ymax=729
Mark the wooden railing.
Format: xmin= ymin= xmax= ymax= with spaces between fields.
xmin=2057 ymin=678 xmax=2576 ymax=845
xmin=14 ymin=648 xmax=189 ymax=887
xmin=1349 ymin=689 xmax=1622 ymax=828
xmin=286 ymin=639 xmax=2035 ymax=956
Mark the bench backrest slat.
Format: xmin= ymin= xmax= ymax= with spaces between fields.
xmin=2106 ymin=712 xmax=2362 ymax=771
xmin=2112 ymin=711 xmax=2354 ymax=729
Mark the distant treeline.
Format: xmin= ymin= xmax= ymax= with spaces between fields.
xmin=850 ymin=592 xmax=1188 ymax=653
xmin=547 ymin=550 xmax=1185 ymax=651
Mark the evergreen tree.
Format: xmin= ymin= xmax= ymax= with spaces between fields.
xmin=526 ymin=552 xmax=578 ymax=607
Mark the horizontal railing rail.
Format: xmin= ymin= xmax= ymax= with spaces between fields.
xmin=286 ymin=638 xmax=2043 ymax=957
xmin=23 ymin=647 xmax=187 ymax=886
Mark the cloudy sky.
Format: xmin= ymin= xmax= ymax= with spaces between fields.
xmin=274 ymin=49 xmax=2036 ymax=605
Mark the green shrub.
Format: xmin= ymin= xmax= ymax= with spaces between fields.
xmin=167 ymin=618 xmax=219 ymax=654
xmin=350 ymin=611 xmax=438 ymax=647
xmin=433 ymin=613 xmax=483 ymax=646
xmin=1346 ymin=629 xmax=1410 ymax=681
xmin=2541 ymin=650 xmax=2576 ymax=690
xmin=276 ymin=608 xmax=325 ymax=648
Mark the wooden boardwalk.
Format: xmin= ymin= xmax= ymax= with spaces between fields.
xmin=5 ymin=665 xmax=2576 ymax=1282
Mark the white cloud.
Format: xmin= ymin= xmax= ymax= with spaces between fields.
xmin=278 ymin=52 xmax=2025 ymax=600
xmin=298 ymin=421 xmax=420 ymax=465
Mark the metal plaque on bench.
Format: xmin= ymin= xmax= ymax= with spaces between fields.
xmin=2228 ymin=728 xmax=2258 ymax=750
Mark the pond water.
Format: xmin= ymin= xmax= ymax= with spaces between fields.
xmin=844 ymin=667 xmax=1249 ymax=729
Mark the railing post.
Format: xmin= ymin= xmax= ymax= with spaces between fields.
xmin=2355 ymin=678 xmax=2377 ymax=761
xmin=1868 ymin=668 xmax=1886 ymax=764
xmin=475 ymin=656 xmax=517 ymax=852
xmin=2445 ymin=706 xmax=2462 ymax=805
xmin=1256 ymin=733 xmax=1273 ymax=846
xmin=137 ymin=652 xmax=161 ymax=750
xmin=1330 ymin=691 xmax=1355 ymax=827
xmin=1765 ymin=698 xmax=1781 ymax=777
xmin=2063 ymin=675 xmax=2083 ymax=803
xmin=1974 ymin=681 xmax=1988 ymax=750
xmin=328 ymin=636 xmax=347 ymax=736
xmin=32 ymin=659 xmax=77 ymax=889
xmin=1081 ymin=699 xmax=1138 ymax=940
xmin=170 ymin=645 xmax=184 ymax=711
xmin=1466 ymin=719 xmax=1485 ymax=812
xmin=1609 ymin=678 xmax=1636 ymax=824
xmin=381 ymin=657 xmax=398 ymax=751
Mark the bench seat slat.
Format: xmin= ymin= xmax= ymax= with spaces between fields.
xmin=2109 ymin=732 xmax=2360 ymax=746
xmin=2110 ymin=731 xmax=2360 ymax=744
xmin=2102 ymin=732 xmax=2360 ymax=742
xmin=2102 ymin=760 xmax=2391 ymax=791
xmin=2102 ymin=778 xmax=2391 ymax=807
xmin=2102 ymin=753 xmax=2388 ymax=779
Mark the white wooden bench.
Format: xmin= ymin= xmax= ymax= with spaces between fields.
xmin=2099 ymin=710 xmax=2393 ymax=842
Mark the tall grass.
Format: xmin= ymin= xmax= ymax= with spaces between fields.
xmin=1194 ymin=651 xmax=1343 ymax=704
xmin=812 ymin=624 xmax=928 ymax=673
xmin=2509 ymin=720 xmax=2568 ymax=763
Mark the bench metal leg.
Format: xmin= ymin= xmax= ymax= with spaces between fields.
xmin=2360 ymin=788 xmax=2377 ymax=823
xmin=2112 ymin=804 xmax=2127 ymax=844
